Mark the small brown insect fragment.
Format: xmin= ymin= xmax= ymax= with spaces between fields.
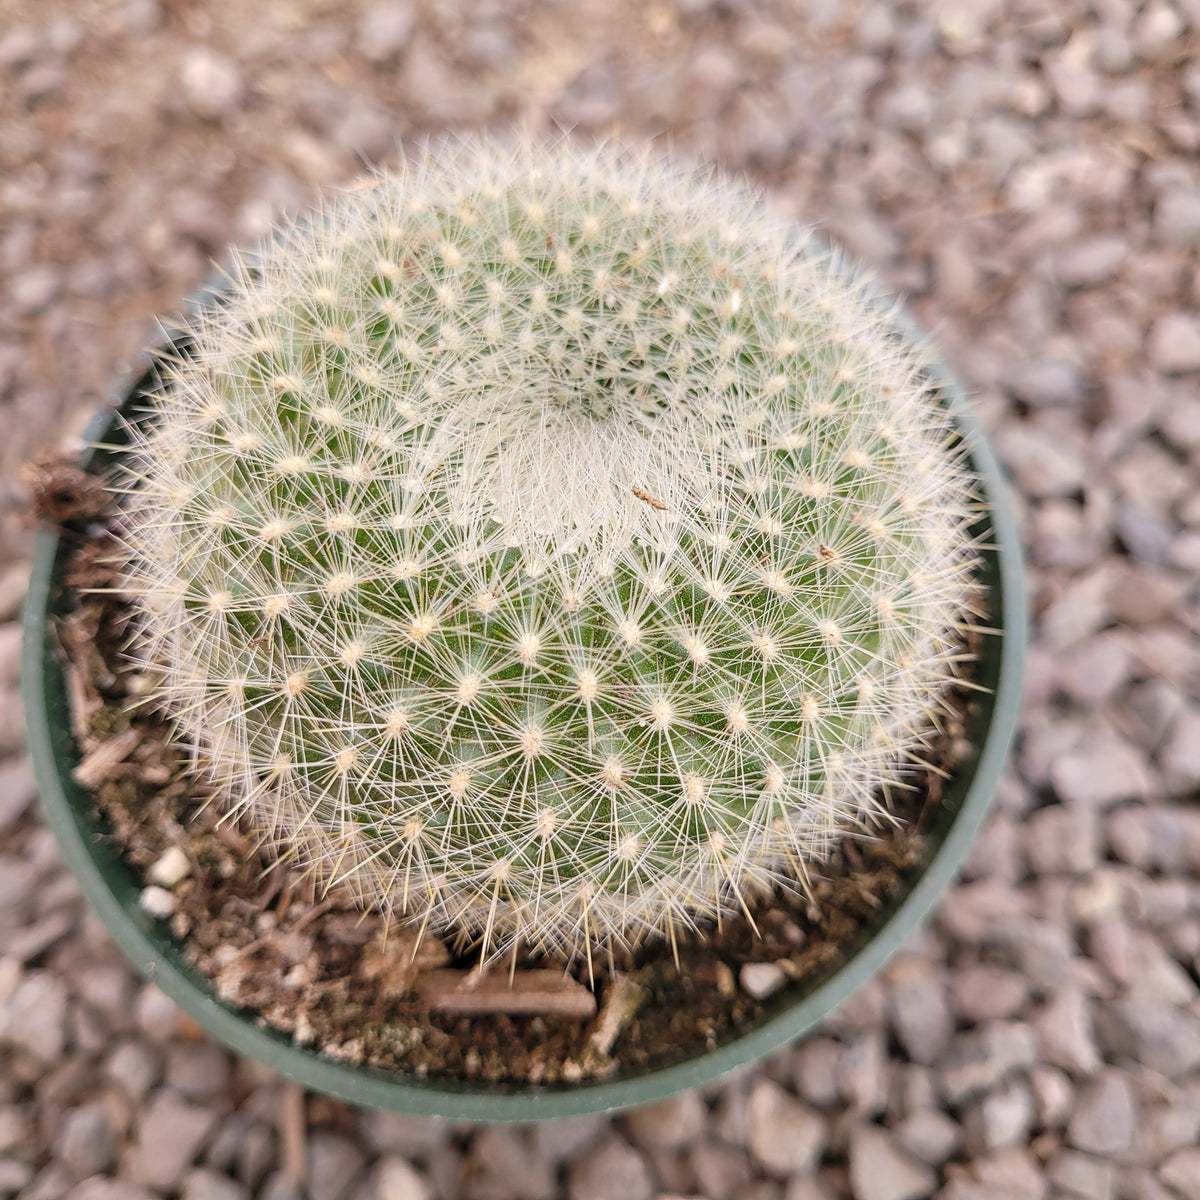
xmin=631 ymin=486 xmax=667 ymax=511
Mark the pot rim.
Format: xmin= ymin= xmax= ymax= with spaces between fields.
xmin=22 ymin=288 xmax=1025 ymax=1123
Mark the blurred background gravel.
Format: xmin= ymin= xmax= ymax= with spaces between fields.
xmin=3 ymin=0 xmax=1200 ymax=1197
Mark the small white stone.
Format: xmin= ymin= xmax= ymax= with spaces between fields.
xmin=740 ymin=961 xmax=787 ymax=1000
xmin=179 ymin=46 xmax=244 ymax=120
xmin=139 ymin=887 xmax=176 ymax=919
xmin=1148 ymin=312 xmax=1200 ymax=374
xmin=148 ymin=846 xmax=191 ymax=889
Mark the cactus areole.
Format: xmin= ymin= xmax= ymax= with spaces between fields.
xmin=115 ymin=140 xmax=982 ymax=967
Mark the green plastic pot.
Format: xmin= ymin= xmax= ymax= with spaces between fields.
xmin=22 ymin=279 xmax=1025 ymax=1122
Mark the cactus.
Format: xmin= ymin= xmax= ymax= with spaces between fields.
xmin=116 ymin=137 xmax=979 ymax=964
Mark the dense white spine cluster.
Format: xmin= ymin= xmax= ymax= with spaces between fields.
xmin=117 ymin=137 xmax=980 ymax=962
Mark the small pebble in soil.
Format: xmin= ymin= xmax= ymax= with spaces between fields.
xmin=138 ymin=886 xmax=176 ymax=919
xmin=148 ymin=846 xmax=191 ymax=888
xmin=739 ymin=961 xmax=787 ymax=1000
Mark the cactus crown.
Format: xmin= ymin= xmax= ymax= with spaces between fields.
xmin=117 ymin=137 xmax=979 ymax=963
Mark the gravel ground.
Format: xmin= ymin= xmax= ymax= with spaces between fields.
xmin=3 ymin=0 xmax=1200 ymax=1197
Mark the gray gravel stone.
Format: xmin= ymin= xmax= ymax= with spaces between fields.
xmin=1123 ymin=929 xmax=1197 ymax=1006
xmin=792 ymin=1037 xmax=843 ymax=1108
xmin=374 ymin=1156 xmax=431 ymax=1200
xmin=567 ymin=1134 xmax=653 ymax=1200
xmin=1115 ymin=501 xmax=1174 ymax=565
xmin=1007 ymin=357 xmax=1085 ymax=407
xmin=994 ymin=421 xmax=1087 ymax=497
xmin=624 ymin=1090 xmax=706 ymax=1149
xmin=0 ymin=691 xmax=27 ymax=759
xmin=1087 ymin=915 xmax=1136 ymax=987
xmin=962 ymin=1078 xmax=1036 ymax=1154
xmin=705 ymin=1083 xmax=749 ymax=1148
xmin=0 ymin=854 xmax=38 ymax=919
xmin=1148 ymin=312 xmax=1200 ymax=373
xmin=358 ymin=1110 xmax=447 ymax=1157
xmin=689 ymin=1140 xmax=753 ymax=1200
xmin=1168 ymin=531 xmax=1200 ymax=571
xmin=1139 ymin=1103 xmax=1200 ymax=1164
xmin=1108 ymin=805 xmax=1200 ymax=873
xmin=1160 ymin=707 xmax=1200 ymax=792
xmin=356 ymin=1 xmax=415 ymax=62
xmin=464 ymin=1126 xmax=553 ymax=1200
xmin=894 ymin=1109 xmax=961 ymax=1165
xmin=115 ymin=0 xmax=163 ymax=35
xmin=54 ymin=1100 xmax=119 ymax=1179
xmin=1135 ymin=3 xmax=1187 ymax=57
xmin=1053 ymin=235 xmax=1128 ymax=287
xmin=235 ymin=1122 xmax=275 ymax=1190
xmin=1040 ymin=566 xmax=1121 ymax=657
xmin=9 ymin=265 xmax=60 ymax=316
xmin=0 ymin=25 xmax=38 ymax=70
xmin=1124 ymin=1169 xmax=1177 ymax=1200
xmin=1024 ymin=804 xmax=1099 ymax=876
xmin=951 ymin=1147 xmax=1048 ymax=1200
xmin=532 ymin=1116 xmax=607 ymax=1163
xmin=0 ymin=756 xmax=35 ymax=832
xmin=0 ymin=1105 xmax=30 ymax=1156
xmin=838 ymin=1029 xmax=889 ymax=1116
xmin=104 ymin=1037 xmax=161 ymax=1102
xmin=1155 ymin=188 xmax=1200 ymax=244
xmin=960 ymin=811 xmax=1022 ymax=884
xmin=1160 ymin=1148 xmax=1200 ymax=1200
xmin=1055 ymin=633 xmax=1134 ymax=708
xmin=745 ymin=1079 xmax=826 ymax=1176
xmin=1048 ymin=1150 xmax=1114 ymax=1199
xmin=1160 ymin=397 xmax=1200 ymax=451
xmin=1097 ymin=996 xmax=1200 ymax=1079
xmin=307 ymin=1132 xmax=366 ymax=1200
xmin=782 ymin=1179 xmax=835 ymax=1200
xmin=129 ymin=1089 xmax=220 ymax=1190
xmin=938 ymin=880 xmax=1033 ymax=945
xmin=1032 ymin=986 xmax=1102 ymax=1077
xmin=256 ymin=1172 xmax=302 ymax=1200
xmin=180 ymin=1169 xmax=249 ymax=1200
xmin=886 ymin=960 xmax=953 ymax=1066
xmin=178 ymin=46 xmax=243 ymax=120
xmin=0 ymin=1158 xmax=34 ymax=1193
xmin=847 ymin=1124 xmax=936 ymax=1200
xmin=951 ymin=967 xmax=1030 ymax=1024
xmin=1067 ymin=1068 xmax=1137 ymax=1155
xmin=936 ymin=1023 xmax=1039 ymax=1106
xmin=134 ymin=983 xmax=182 ymax=1042
xmin=1125 ymin=678 xmax=1188 ymax=755
xmin=7 ymin=907 xmax=75 ymax=964
xmin=0 ymin=970 xmax=67 ymax=1063
xmin=1030 ymin=1064 xmax=1075 ymax=1130
xmin=63 ymin=1180 xmax=160 ymax=1200
xmin=1050 ymin=732 xmax=1150 ymax=808
xmin=204 ymin=1115 xmax=249 ymax=1176
xmin=1030 ymin=500 xmax=1105 ymax=569
xmin=165 ymin=1040 xmax=233 ymax=1101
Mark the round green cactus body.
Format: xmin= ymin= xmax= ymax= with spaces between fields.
xmin=121 ymin=139 xmax=978 ymax=960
